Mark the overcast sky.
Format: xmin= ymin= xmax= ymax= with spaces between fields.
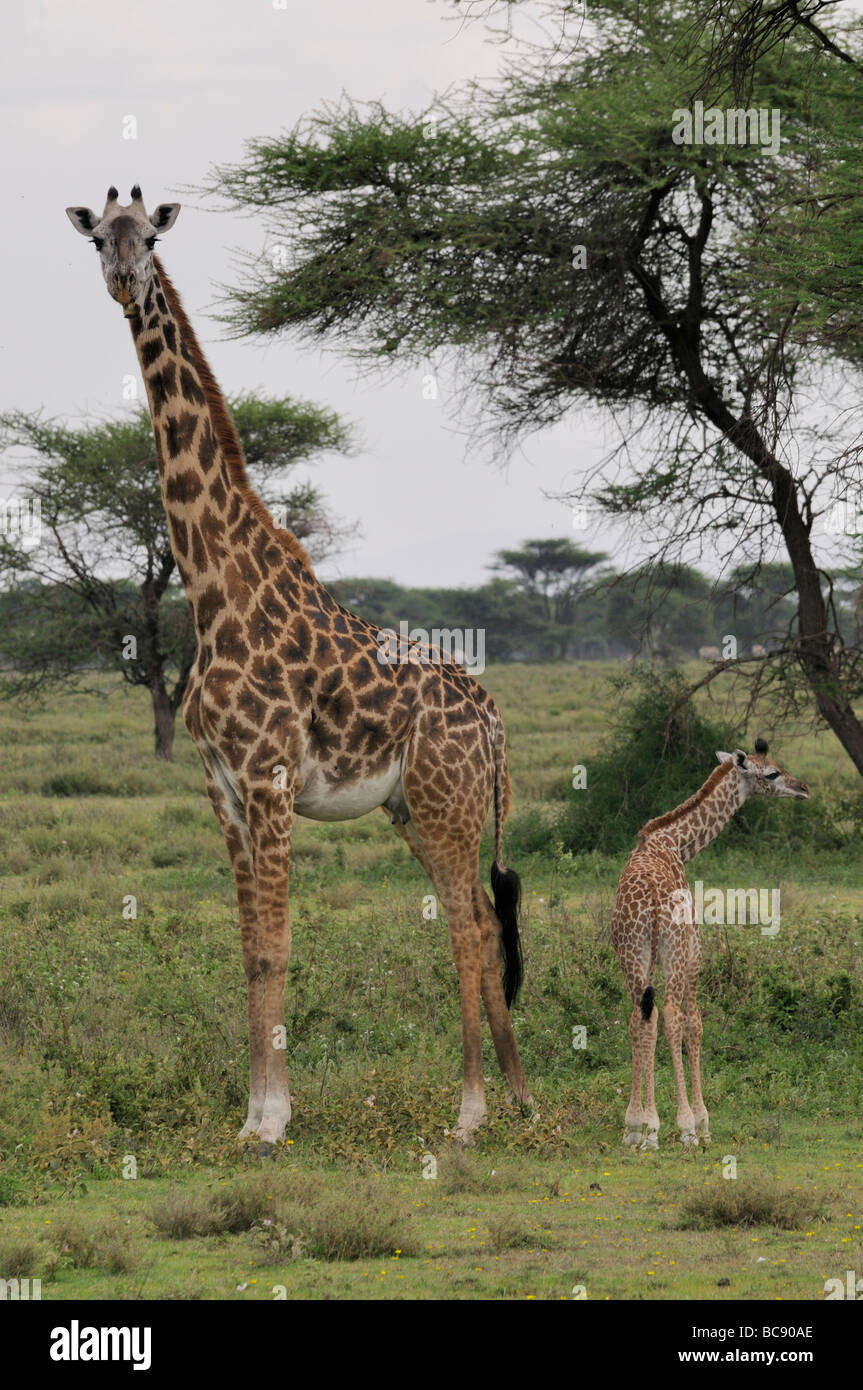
xmin=0 ymin=0 xmax=623 ymax=588
xmin=1 ymin=1 xmax=857 ymax=588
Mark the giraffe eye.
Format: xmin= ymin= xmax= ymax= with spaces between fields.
xmin=764 ymin=771 xmax=780 ymax=780
xmin=145 ymin=236 xmax=157 ymax=251
xmin=92 ymin=238 xmax=104 ymax=251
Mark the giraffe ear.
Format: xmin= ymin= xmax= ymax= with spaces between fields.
xmin=149 ymin=203 xmax=180 ymax=233
xmin=66 ymin=206 xmax=100 ymax=235
xmin=733 ymin=748 xmax=749 ymax=768
xmin=716 ymin=750 xmax=733 ymax=764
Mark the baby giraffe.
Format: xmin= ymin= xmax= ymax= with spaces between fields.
xmin=612 ymin=739 xmax=809 ymax=1151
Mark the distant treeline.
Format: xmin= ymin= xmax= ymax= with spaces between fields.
xmin=1 ymin=557 xmax=858 ymax=680
xmin=328 ymin=561 xmax=860 ymax=663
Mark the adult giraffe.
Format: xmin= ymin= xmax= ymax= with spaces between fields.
xmin=66 ymin=187 xmax=532 ymax=1146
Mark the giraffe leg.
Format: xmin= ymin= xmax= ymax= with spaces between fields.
xmin=684 ymin=952 xmax=709 ymax=1145
xmin=201 ymin=772 xmax=267 ymax=1139
xmin=390 ymin=827 xmax=486 ymax=1143
xmin=637 ymin=997 xmax=661 ymax=1150
xmin=394 ymin=705 xmax=533 ymax=1143
xmin=239 ymin=784 xmax=294 ymax=1147
xmin=444 ymin=881 xmax=486 ymax=1143
xmin=613 ymin=903 xmax=657 ymax=1149
xmin=392 ymin=817 xmax=531 ymax=1137
xmin=661 ymin=973 xmax=697 ymax=1149
xmin=623 ymin=1004 xmax=646 ymax=1146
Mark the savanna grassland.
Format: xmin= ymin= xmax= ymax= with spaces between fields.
xmin=0 ymin=663 xmax=861 ymax=1300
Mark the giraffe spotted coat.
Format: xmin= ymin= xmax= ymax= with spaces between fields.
xmin=612 ymin=746 xmax=809 ymax=1151
xmin=67 ymin=188 xmax=533 ymax=1147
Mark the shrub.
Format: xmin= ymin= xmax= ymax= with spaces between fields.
xmin=0 ymin=1237 xmax=42 ymax=1278
xmin=150 ymin=1176 xmax=272 ymax=1239
xmin=299 ymin=1179 xmax=413 ymax=1261
xmin=680 ymin=1179 xmax=823 ymax=1230
xmin=41 ymin=772 xmax=119 ymax=797
xmin=51 ymin=1216 xmax=137 ymax=1272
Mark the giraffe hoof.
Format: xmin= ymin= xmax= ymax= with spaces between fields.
xmin=680 ymin=1130 xmax=698 ymax=1150
xmin=447 ymin=1127 xmax=478 ymax=1149
xmin=639 ymin=1130 xmax=659 ymax=1152
xmin=623 ymin=1127 xmax=644 ymax=1148
xmin=255 ymin=1141 xmax=276 ymax=1158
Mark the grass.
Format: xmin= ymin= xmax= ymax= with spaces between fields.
xmin=0 ymin=663 xmax=861 ymax=1298
xmin=0 ymin=1140 xmax=859 ymax=1299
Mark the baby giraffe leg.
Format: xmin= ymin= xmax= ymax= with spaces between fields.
xmin=638 ymin=993 xmax=661 ymax=1151
xmin=684 ymin=966 xmax=709 ymax=1145
xmin=662 ymin=970 xmax=697 ymax=1149
xmin=624 ymin=1002 xmax=646 ymax=1146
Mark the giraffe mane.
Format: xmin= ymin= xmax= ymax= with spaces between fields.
xmin=153 ymin=256 xmax=316 ymax=575
xmin=637 ymin=759 xmax=734 ymax=840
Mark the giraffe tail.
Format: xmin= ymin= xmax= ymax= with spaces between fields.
xmin=640 ymin=897 xmax=660 ymax=1020
xmin=491 ymin=720 xmax=524 ymax=1009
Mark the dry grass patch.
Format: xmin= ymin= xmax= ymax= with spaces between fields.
xmin=149 ymin=1176 xmax=271 ymax=1240
xmin=485 ymin=1213 xmax=537 ymax=1252
xmin=679 ymin=1178 xmax=824 ymax=1230
xmin=0 ymin=1235 xmax=43 ymax=1278
xmin=51 ymin=1216 xmax=137 ymax=1273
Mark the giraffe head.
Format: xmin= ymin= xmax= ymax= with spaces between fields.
xmin=716 ymin=739 xmax=810 ymax=800
xmin=66 ymin=186 xmax=180 ymax=318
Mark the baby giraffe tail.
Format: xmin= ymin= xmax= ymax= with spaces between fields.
xmin=491 ymin=722 xmax=524 ymax=1009
xmin=640 ymin=900 xmax=661 ymax=1019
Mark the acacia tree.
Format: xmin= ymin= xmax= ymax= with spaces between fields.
xmin=198 ymin=0 xmax=863 ymax=772
xmin=0 ymin=396 xmax=353 ymax=759
xmin=491 ymin=538 xmax=608 ymax=656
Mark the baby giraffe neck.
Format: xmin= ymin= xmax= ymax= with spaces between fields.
xmin=640 ymin=761 xmax=746 ymax=862
xmin=675 ymin=766 xmax=745 ymax=861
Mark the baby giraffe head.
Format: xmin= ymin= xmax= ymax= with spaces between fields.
xmin=716 ymin=738 xmax=810 ymax=800
xmin=66 ymin=186 xmax=180 ymax=318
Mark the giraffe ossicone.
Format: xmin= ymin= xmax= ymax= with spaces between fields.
xmin=67 ymin=187 xmax=534 ymax=1147
xmin=611 ymin=740 xmax=809 ymax=1153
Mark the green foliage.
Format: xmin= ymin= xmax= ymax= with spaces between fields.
xmin=197 ymin=0 xmax=863 ymax=767
xmin=0 ymin=394 xmax=354 ymax=755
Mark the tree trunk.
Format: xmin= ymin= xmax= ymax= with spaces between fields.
xmin=627 ymin=226 xmax=863 ymax=777
xmin=152 ymin=682 xmax=176 ymax=761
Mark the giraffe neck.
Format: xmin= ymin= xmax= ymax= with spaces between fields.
xmin=643 ymin=762 xmax=746 ymax=862
xmin=129 ymin=257 xmax=314 ymax=633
